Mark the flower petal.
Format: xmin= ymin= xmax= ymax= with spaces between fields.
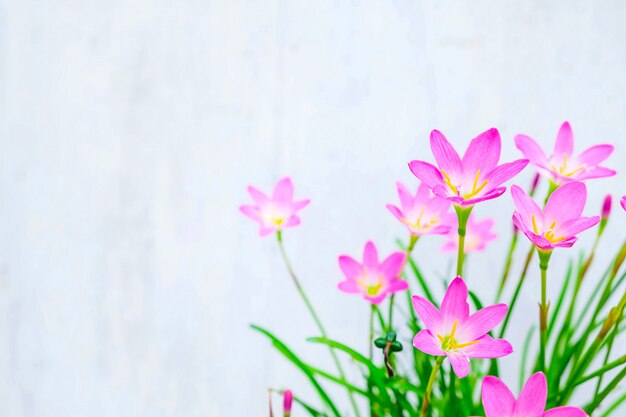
xmin=481 ymin=376 xmax=516 ymax=417
xmin=575 ymin=166 xmax=617 ymax=181
xmin=248 ymin=186 xmax=270 ymax=205
xmin=409 ymin=160 xmax=444 ymax=189
xmin=461 ymin=187 xmax=507 ymax=205
xmin=447 ymin=352 xmax=471 ymax=378
xmin=554 ymin=121 xmax=574 ymax=157
xmin=543 ymin=181 xmax=587 ymax=224
xmin=558 ymin=216 xmax=600 ymax=237
xmin=416 ymin=182 xmax=432 ymax=203
xmin=380 ymin=252 xmax=406 ymax=279
xmin=365 ymin=292 xmax=388 ymax=305
xmin=484 ymin=159 xmax=529 ymax=189
xmin=462 ymin=335 xmax=513 ymax=359
xmin=430 ymin=130 xmax=464 ymax=181
xmin=441 ymin=277 xmax=470 ymax=322
xmin=515 ymin=372 xmax=548 ymax=417
xmin=458 ymin=304 xmax=508 ymax=341
xmin=462 ymin=128 xmax=501 ymax=175
xmin=515 ymin=134 xmax=549 ymax=165
xmin=397 ymin=182 xmax=415 ymax=212
xmin=292 ymin=199 xmax=311 ymax=211
xmin=511 ymin=185 xmax=543 ymax=223
xmin=411 ymin=295 xmax=443 ymax=331
xmin=542 ymin=406 xmax=588 ymax=417
xmin=362 ymin=241 xmax=379 ymax=270
xmin=338 ymin=280 xmax=359 ymax=293
xmin=338 ymin=256 xmax=362 ymax=280
xmin=412 ymin=329 xmax=445 ymax=356
xmin=387 ymin=279 xmax=409 ymax=293
xmin=284 ymin=216 xmax=301 ymax=228
xmin=239 ymin=205 xmax=261 ymax=221
xmin=386 ymin=204 xmax=406 ymax=223
xmin=273 ymin=177 xmax=294 ymax=203
xmin=576 ymin=144 xmax=614 ymax=166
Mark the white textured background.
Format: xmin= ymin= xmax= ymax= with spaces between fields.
xmin=0 ymin=1 xmax=625 ymax=416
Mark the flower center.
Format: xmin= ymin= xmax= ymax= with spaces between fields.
xmin=550 ymin=154 xmax=585 ymax=177
xmin=357 ymin=275 xmax=384 ymax=297
xmin=436 ymin=320 xmax=479 ymax=351
xmin=532 ymin=215 xmax=565 ymax=243
xmin=440 ymin=169 xmax=489 ymax=200
xmin=402 ymin=208 xmax=439 ymax=232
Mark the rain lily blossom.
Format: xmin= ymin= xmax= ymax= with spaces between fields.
xmin=511 ymin=181 xmax=600 ymax=251
xmin=412 ymin=277 xmax=512 ymax=377
xmin=515 ymin=121 xmax=616 ymax=185
xmin=441 ymin=213 xmax=497 ymax=253
xmin=386 ymin=181 xmax=454 ymax=236
xmin=479 ymin=372 xmax=587 ymax=417
xmin=338 ymin=241 xmax=408 ymax=304
xmin=409 ymin=128 xmax=529 ymax=207
xmin=240 ymin=177 xmax=310 ymax=236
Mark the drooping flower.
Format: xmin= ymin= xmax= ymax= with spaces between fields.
xmin=240 ymin=177 xmax=310 ymax=236
xmin=511 ymin=181 xmax=600 ymax=250
xmin=515 ymin=121 xmax=616 ymax=185
xmin=386 ymin=181 xmax=454 ymax=236
xmin=338 ymin=241 xmax=408 ymax=304
xmin=408 ymin=128 xmax=529 ymax=207
xmin=479 ymin=372 xmax=587 ymax=417
xmin=283 ymin=390 xmax=293 ymax=417
xmin=441 ymin=213 xmax=497 ymax=253
xmin=411 ymin=277 xmax=512 ymax=377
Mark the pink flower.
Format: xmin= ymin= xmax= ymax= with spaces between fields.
xmin=283 ymin=390 xmax=293 ymax=417
xmin=441 ymin=213 xmax=497 ymax=253
xmin=511 ymin=182 xmax=600 ymax=250
xmin=239 ymin=177 xmax=310 ymax=237
xmin=386 ymin=182 xmax=454 ymax=236
xmin=479 ymin=372 xmax=587 ymax=417
xmin=621 ymin=195 xmax=626 ymax=212
xmin=411 ymin=277 xmax=512 ymax=378
xmin=409 ymin=128 xmax=529 ymax=207
xmin=338 ymin=241 xmax=408 ymax=304
xmin=515 ymin=121 xmax=616 ymax=185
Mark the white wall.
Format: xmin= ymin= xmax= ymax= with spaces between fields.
xmin=0 ymin=1 xmax=625 ymax=416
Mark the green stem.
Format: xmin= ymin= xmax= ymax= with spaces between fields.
xmin=369 ymin=304 xmax=375 ymax=360
xmin=454 ymin=206 xmax=473 ymax=278
xmin=276 ymin=232 xmax=361 ymax=417
xmin=538 ymin=249 xmax=552 ymax=373
xmin=497 ymin=231 xmax=519 ymax=301
xmin=420 ymin=356 xmax=444 ymax=417
xmin=499 ymin=245 xmax=535 ymax=338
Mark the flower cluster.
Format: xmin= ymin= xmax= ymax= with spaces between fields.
xmin=243 ymin=122 xmax=622 ymax=417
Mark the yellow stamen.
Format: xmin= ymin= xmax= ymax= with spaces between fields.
xmin=532 ymin=215 xmax=539 ymax=234
xmin=436 ymin=320 xmax=480 ymax=351
xmin=565 ymin=166 xmax=585 ymax=177
xmin=449 ymin=319 xmax=458 ymax=340
xmin=462 ymin=170 xmax=489 ymax=199
xmin=441 ymin=170 xmax=458 ymax=195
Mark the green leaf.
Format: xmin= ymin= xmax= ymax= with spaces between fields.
xmin=251 ymin=325 xmax=342 ymax=417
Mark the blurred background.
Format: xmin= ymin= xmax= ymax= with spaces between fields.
xmin=0 ymin=1 xmax=625 ymax=416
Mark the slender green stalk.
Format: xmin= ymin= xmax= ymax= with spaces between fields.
xmin=454 ymin=205 xmax=473 ymax=278
xmin=497 ymin=230 xmax=519 ymax=301
xmin=369 ymin=305 xmax=375 ymax=360
xmin=499 ymin=245 xmax=535 ymax=338
xmin=537 ymin=249 xmax=552 ymax=373
xmin=276 ymin=232 xmax=361 ymax=417
xmin=420 ymin=356 xmax=444 ymax=417
xmin=585 ymin=366 xmax=626 ymax=415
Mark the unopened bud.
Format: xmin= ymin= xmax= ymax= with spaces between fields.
xmin=529 ymin=173 xmax=540 ymax=197
xmin=283 ymin=390 xmax=293 ymax=417
xmin=602 ymin=195 xmax=612 ymax=219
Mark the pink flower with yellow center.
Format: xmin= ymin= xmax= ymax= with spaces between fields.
xmin=477 ymin=372 xmax=587 ymax=417
xmin=386 ymin=182 xmax=454 ymax=236
xmin=515 ymin=121 xmax=616 ymax=185
xmin=511 ymin=182 xmax=600 ymax=250
xmin=240 ymin=177 xmax=310 ymax=236
xmin=337 ymin=241 xmax=408 ymax=304
xmin=409 ymin=128 xmax=529 ymax=207
xmin=412 ymin=277 xmax=512 ymax=378
xmin=441 ymin=213 xmax=497 ymax=253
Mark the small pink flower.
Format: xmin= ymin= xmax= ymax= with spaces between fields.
xmin=338 ymin=241 xmax=408 ymax=304
xmin=283 ymin=390 xmax=293 ymax=417
xmin=412 ymin=277 xmax=512 ymax=378
xmin=511 ymin=182 xmax=600 ymax=250
xmin=479 ymin=372 xmax=587 ymax=417
xmin=240 ymin=177 xmax=310 ymax=237
xmin=386 ymin=181 xmax=454 ymax=236
xmin=515 ymin=121 xmax=616 ymax=185
xmin=441 ymin=213 xmax=497 ymax=253
xmin=409 ymin=128 xmax=529 ymax=207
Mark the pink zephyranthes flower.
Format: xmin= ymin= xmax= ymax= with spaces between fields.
xmin=240 ymin=177 xmax=310 ymax=236
xmin=338 ymin=241 xmax=408 ymax=304
xmin=515 ymin=121 xmax=616 ymax=185
xmin=386 ymin=181 xmax=454 ymax=236
xmin=511 ymin=181 xmax=600 ymax=250
xmin=409 ymin=128 xmax=529 ymax=207
xmin=411 ymin=277 xmax=512 ymax=377
xmin=478 ymin=372 xmax=587 ymax=417
xmin=441 ymin=213 xmax=497 ymax=253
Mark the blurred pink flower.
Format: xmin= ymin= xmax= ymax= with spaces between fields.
xmin=412 ymin=277 xmax=512 ymax=378
xmin=386 ymin=182 xmax=454 ymax=236
xmin=621 ymin=195 xmax=626 ymax=212
xmin=240 ymin=177 xmax=310 ymax=237
xmin=283 ymin=390 xmax=293 ymax=417
xmin=515 ymin=121 xmax=616 ymax=185
xmin=337 ymin=241 xmax=408 ymax=304
xmin=441 ymin=213 xmax=497 ymax=253
xmin=511 ymin=182 xmax=599 ymax=250
xmin=409 ymin=128 xmax=528 ymax=207
xmin=479 ymin=372 xmax=587 ymax=417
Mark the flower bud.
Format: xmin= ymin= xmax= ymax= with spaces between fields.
xmin=529 ymin=173 xmax=540 ymax=197
xmin=598 ymin=194 xmax=612 ymax=236
xmin=283 ymin=390 xmax=293 ymax=417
